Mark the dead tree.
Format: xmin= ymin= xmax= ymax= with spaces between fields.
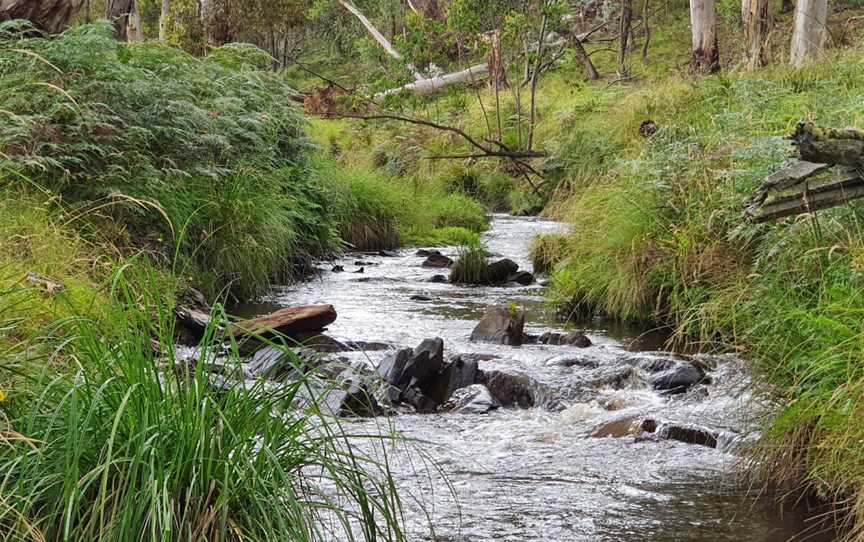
xmin=689 ymin=0 xmax=720 ymax=73
xmin=0 ymin=0 xmax=84 ymax=33
xmin=106 ymin=0 xmax=142 ymax=41
xmin=742 ymin=0 xmax=772 ymax=70
xmin=790 ymin=0 xmax=827 ymax=68
xmin=618 ymin=0 xmax=633 ymax=77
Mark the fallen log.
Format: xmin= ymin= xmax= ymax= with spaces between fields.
xmin=231 ymin=304 xmax=337 ymax=341
xmin=376 ymin=63 xmax=490 ymax=98
xmin=747 ymin=166 xmax=864 ymax=222
xmin=791 ymin=122 xmax=864 ymax=167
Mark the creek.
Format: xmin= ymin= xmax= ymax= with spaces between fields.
xmin=236 ymin=215 xmax=836 ymax=542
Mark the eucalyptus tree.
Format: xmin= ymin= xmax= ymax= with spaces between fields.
xmin=689 ymin=0 xmax=719 ymax=73
xmin=790 ymin=0 xmax=826 ymax=67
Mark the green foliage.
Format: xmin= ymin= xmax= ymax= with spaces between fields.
xmin=542 ymin=48 xmax=864 ymax=523
xmin=0 ymin=22 xmax=341 ymax=298
xmin=0 ymin=266 xmax=406 ymax=542
xmin=449 ymin=243 xmax=490 ymax=284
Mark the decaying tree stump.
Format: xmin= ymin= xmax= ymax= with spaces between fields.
xmin=791 ymin=122 xmax=864 ymax=167
xmin=746 ymin=122 xmax=864 ymax=222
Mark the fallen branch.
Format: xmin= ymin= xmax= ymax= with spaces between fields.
xmin=375 ymin=63 xmax=490 ymax=98
xmin=341 ymin=113 xmax=545 ymax=159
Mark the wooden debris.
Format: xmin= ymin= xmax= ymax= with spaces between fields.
xmin=791 ymin=122 xmax=864 ymax=167
xmin=746 ymin=123 xmax=864 ymax=222
xmin=231 ymin=304 xmax=337 ymax=341
xmin=24 ymin=272 xmax=65 ymax=296
xmin=747 ymin=165 xmax=864 ymax=222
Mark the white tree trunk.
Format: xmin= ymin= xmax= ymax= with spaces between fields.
xmin=337 ymin=0 xmax=424 ymax=80
xmin=376 ymin=63 xmax=489 ymax=98
xmin=742 ymin=0 xmax=772 ymax=70
xmin=127 ymin=0 xmax=142 ymax=41
xmin=790 ymin=0 xmax=827 ymax=68
xmin=158 ymin=0 xmax=170 ymax=42
xmin=689 ymin=0 xmax=719 ymax=73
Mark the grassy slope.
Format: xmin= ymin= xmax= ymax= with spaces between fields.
xmin=531 ymin=9 xmax=864 ymax=534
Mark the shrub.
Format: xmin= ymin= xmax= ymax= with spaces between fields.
xmin=0 ymin=22 xmax=331 ymax=298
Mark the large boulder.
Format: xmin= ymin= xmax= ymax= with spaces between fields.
xmin=421 ymin=354 xmax=479 ymax=404
xmin=325 ymin=365 xmax=385 ymax=417
xmin=470 ymin=305 xmax=525 ymax=346
xmin=506 ymin=271 xmax=535 ymax=286
xmin=175 ymin=306 xmax=211 ymax=345
xmin=231 ymin=305 xmax=337 ymax=341
xmin=486 ymin=259 xmax=519 ymax=284
xmin=376 ymin=338 xmax=445 ymax=392
xmin=444 ymin=384 xmax=500 ymax=414
xmin=477 ymin=370 xmax=540 ymax=408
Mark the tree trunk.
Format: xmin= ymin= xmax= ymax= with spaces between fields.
xmin=158 ymin=0 xmax=169 ymax=42
xmin=742 ymin=0 xmax=772 ymax=70
xmin=689 ymin=0 xmax=720 ymax=73
xmin=781 ymin=0 xmax=794 ymax=12
xmin=617 ymin=0 xmax=633 ymax=77
xmin=407 ymin=0 xmax=441 ymax=19
xmin=106 ymin=0 xmax=135 ymax=40
xmin=790 ymin=0 xmax=827 ymax=68
xmin=337 ymin=0 xmax=423 ymax=80
xmin=573 ymin=37 xmax=599 ymax=80
xmin=0 ymin=0 xmax=84 ymax=33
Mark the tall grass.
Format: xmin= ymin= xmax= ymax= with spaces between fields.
xmin=539 ymin=42 xmax=864 ymax=534
xmin=0 ymin=265 xmax=407 ymax=542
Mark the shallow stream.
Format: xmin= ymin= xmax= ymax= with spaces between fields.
xmin=242 ymin=215 xmax=836 ymax=542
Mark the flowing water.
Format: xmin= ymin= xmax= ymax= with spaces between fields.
xmin=242 ymin=215 xmax=837 ymax=542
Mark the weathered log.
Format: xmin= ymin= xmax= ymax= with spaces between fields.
xmin=376 ymin=63 xmax=489 ymax=98
xmin=791 ymin=122 xmax=864 ymax=167
xmin=231 ymin=304 xmax=337 ymax=341
xmin=747 ymin=167 xmax=864 ymax=222
xmin=759 ymin=160 xmax=829 ymax=192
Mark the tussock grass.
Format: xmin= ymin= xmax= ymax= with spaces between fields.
xmin=449 ymin=244 xmax=490 ymax=285
xmin=0 ymin=266 xmax=407 ymax=542
xmin=529 ymin=233 xmax=569 ymax=275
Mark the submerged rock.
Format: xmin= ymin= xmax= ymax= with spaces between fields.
xmin=649 ymin=363 xmax=705 ymax=394
xmin=544 ymin=354 xmax=598 ymax=369
xmin=416 ymin=249 xmax=443 ymax=257
xmin=641 ymin=418 xmax=720 ymax=448
xmin=422 ymin=253 xmax=454 ymax=268
xmin=470 ymin=305 xmax=525 ymax=346
xmin=444 ymin=384 xmax=500 ymax=414
xmin=428 ymin=274 xmax=449 ymax=283
xmin=536 ymin=331 xmax=592 ymax=347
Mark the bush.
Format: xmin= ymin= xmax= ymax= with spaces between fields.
xmin=0 ymin=22 xmax=332 ymax=298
